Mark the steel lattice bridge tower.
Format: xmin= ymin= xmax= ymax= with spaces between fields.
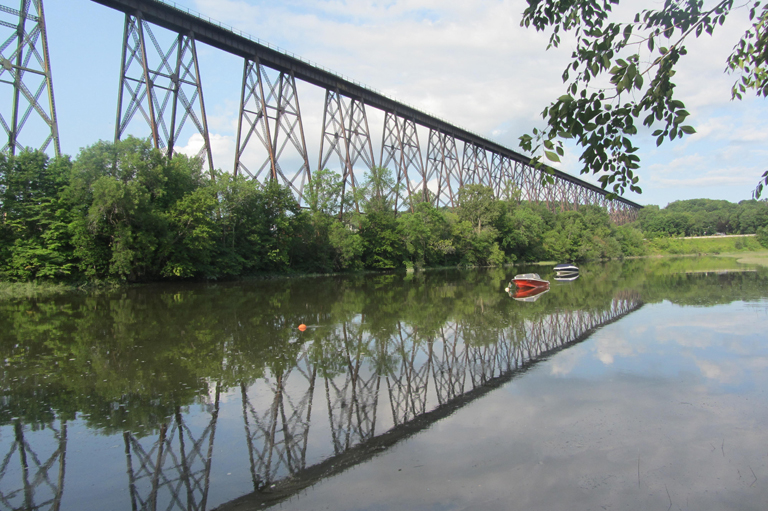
xmin=0 ymin=0 xmax=642 ymax=222
xmin=0 ymin=0 xmax=59 ymax=157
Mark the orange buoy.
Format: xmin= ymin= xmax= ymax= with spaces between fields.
xmin=298 ymin=324 xmax=307 ymax=331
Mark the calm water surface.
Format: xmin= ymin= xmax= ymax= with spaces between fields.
xmin=1 ymin=257 xmax=767 ymax=510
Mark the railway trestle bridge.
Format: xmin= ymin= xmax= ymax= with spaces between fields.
xmin=0 ymin=0 xmax=641 ymax=222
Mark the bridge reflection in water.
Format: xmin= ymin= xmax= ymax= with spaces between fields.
xmin=0 ymin=292 xmax=641 ymax=511
xmin=228 ymin=292 xmax=640 ymax=511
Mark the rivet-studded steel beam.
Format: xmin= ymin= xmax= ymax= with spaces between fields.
xmin=0 ymin=0 xmax=59 ymax=156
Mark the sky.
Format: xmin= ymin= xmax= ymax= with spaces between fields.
xmin=18 ymin=0 xmax=768 ymax=207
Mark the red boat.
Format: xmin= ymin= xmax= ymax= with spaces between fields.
xmin=507 ymin=273 xmax=550 ymax=289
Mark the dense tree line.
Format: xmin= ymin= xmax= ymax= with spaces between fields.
xmin=636 ymin=198 xmax=768 ymax=238
xmin=2 ymin=138 xmax=649 ymax=283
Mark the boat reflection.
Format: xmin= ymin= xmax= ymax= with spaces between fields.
xmin=509 ymin=286 xmax=550 ymax=302
xmin=554 ymin=273 xmax=580 ymax=282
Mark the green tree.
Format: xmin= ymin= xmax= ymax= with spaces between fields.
xmin=757 ymin=225 xmax=768 ymax=247
xmin=519 ymin=0 xmax=768 ymax=197
xmin=162 ymin=183 xmax=220 ymax=278
xmin=359 ymin=166 xmax=398 ymax=214
xmin=65 ymin=137 xmax=207 ymax=281
xmin=456 ymin=184 xmax=502 ymax=233
xmin=397 ymin=201 xmax=452 ymax=267
xmin=0 ymin=151 xmax=75 ymax=280
xmin=495 ymin=200 xmax=549 ymax=261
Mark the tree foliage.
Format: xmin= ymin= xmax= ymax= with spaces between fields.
xmin=1 ymin=140 xmax=697 ymax=283
xmin=637 ymin=197 xmax=768 ymax=236
xmin=519 ymin=0 xmax=768 ymax=197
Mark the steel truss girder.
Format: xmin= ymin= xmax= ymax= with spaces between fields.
xmin=123 ymin=385 xmax=220 ymax=511
xmin=0 ymin=419 xmax=67 ymax=511
xmin=115 ymin=11 xmax=213 ymax=172
xmin=0 ymin=0 xmax=59 ymax=156
xmin=380 ymin=111 xmax=425 ymax=210
xmin=234 ymin=58 xmax=311 ymax=205
xmin=317 ymin=89 xmax=375 ymax=215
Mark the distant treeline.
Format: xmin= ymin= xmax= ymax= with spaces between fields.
xmin=637 ymin=198 xmax=768 ymax=238
xmin=1 ymin=138 xmax=657 ymax=282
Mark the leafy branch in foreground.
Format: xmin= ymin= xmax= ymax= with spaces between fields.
xmin=519 ymin=0 xmax=768 ymax=197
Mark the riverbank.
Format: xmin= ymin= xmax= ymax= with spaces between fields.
xmin=644 ymin=234 xmax=764 ymax=256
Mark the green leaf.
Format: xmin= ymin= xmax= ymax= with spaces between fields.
xmin=544 ymin=150 xmax=561 ymax=163
xmin=680 ymin=125 xmax=696 ymax=135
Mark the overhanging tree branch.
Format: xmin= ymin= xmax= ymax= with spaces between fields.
xmin=519 ymin=0 xmax=768 ymax=198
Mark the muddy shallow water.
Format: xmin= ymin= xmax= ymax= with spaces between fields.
xmin=2 ymin=257 xmax=767 ymax=510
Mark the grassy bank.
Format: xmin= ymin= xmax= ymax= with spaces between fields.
xmin=645 ymin=235 xmax=764 ymax=256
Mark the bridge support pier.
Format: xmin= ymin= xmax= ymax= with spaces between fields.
xmin=0 ymin=0 xmax=59 ymax=156
xmin=425 ymin=129 xmax=462 ymax=208
xmin=461 ymin=142 xmax=490 ymax=190
xmin=115 ymin=11 xmax=214 ymax=173
xmin=318 ymin=90 xmax=375 ymax=215
xmin=380 ymin=112 xmax=426 ymax=210
xmin=234 ymin=58 xmax=311 ymax=204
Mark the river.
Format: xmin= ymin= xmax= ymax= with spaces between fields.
xmin=1 ymin=257 xmax=767 ymax=510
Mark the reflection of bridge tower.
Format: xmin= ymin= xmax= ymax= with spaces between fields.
xmin=466 ymin=331 xmax=508 ymax=387
xmin=325 ymin=323 xmax=381 ymax=454
xmin=431 ymin=322 xmax=468 ymax=405
xmin=241 ymin=351 xmax=317 ymax=490
xmin=385 ymin=322 xmax=432 ymax=425
xmin=0 ymin=419 xmax=67 ymax=511
xmin=123 ymin=384 xmax=220 ymax=511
